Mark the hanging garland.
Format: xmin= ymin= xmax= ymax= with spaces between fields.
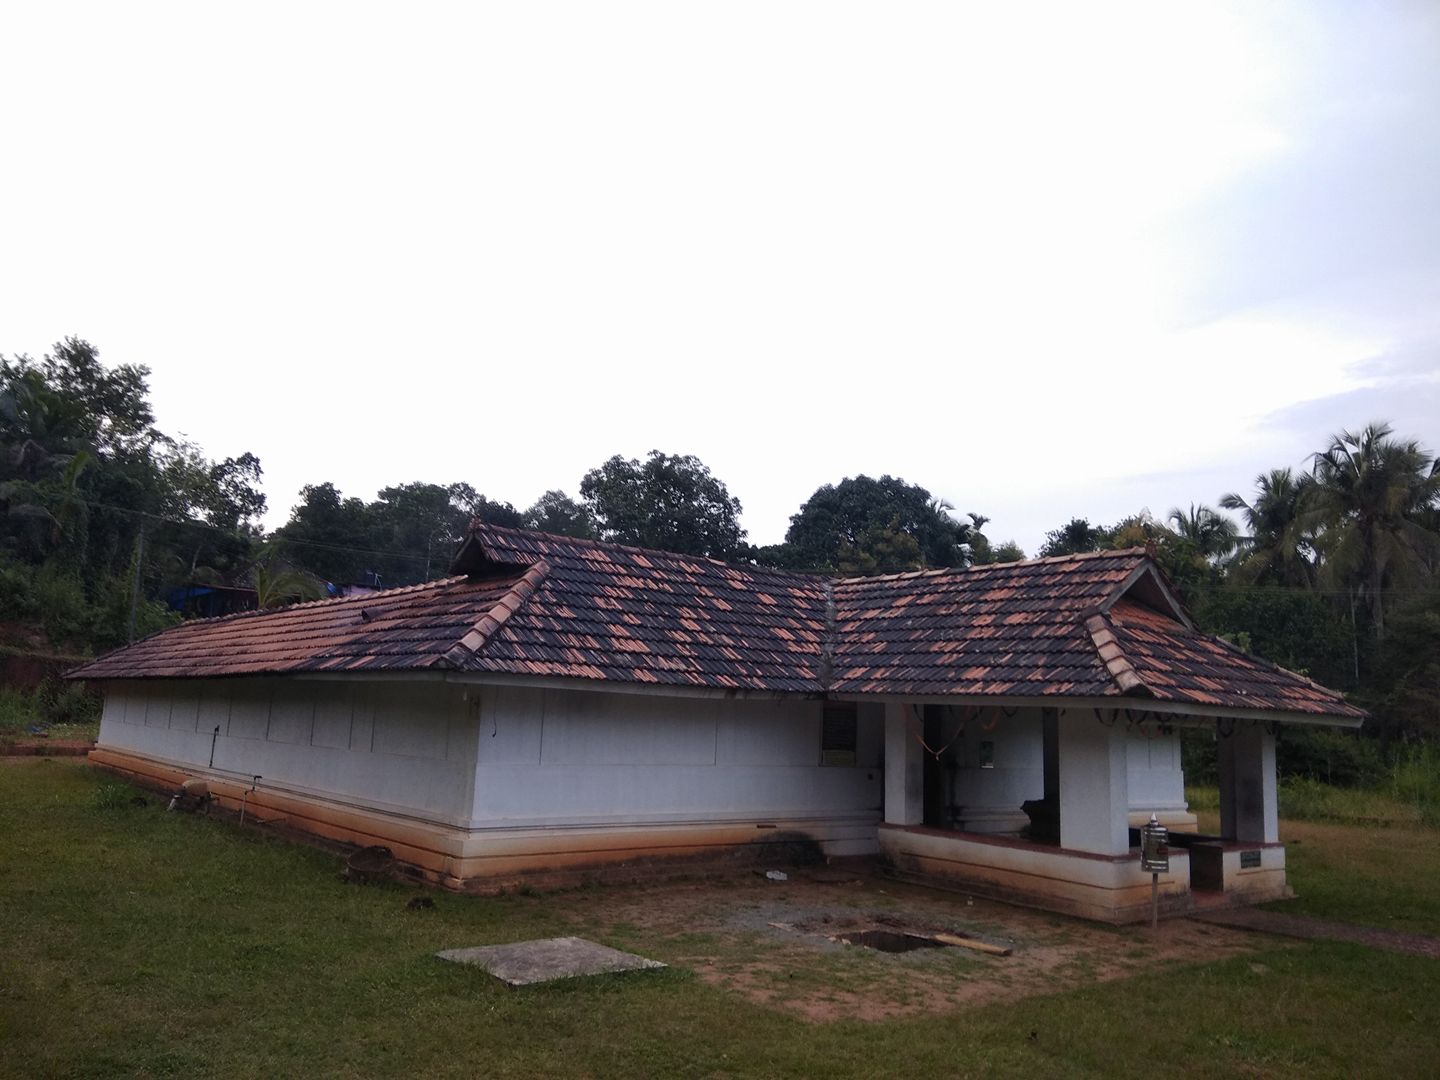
xmin=1094 ymin=707 xmax=1120 ymax=727
xmin=1126 ymin=709 xmax=1162 ymax=740
xmin=906 ymin=703 xmax=977 ymax=760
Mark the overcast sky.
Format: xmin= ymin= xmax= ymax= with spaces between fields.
xmin=2 ymin=2 xmax=1437 ymax=555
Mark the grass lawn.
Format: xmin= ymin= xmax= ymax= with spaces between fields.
xmin=1270 ymin=819 xmax=1440 ymax=936
xmin=1190 ymin=804 xmax=1440 ymax=937
xmin=3 ymin=761 xmax=1439 ymax=1079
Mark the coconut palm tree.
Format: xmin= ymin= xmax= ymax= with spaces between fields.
xmin=1220 ymin=468 xmax=1316 ymax=587
xmin=249 ymin=547 xmax=325 ymax=610
xmin=1166 ymin=503 xmax=1240 ymax=564
xmin=1305 ymin=423 xmax=1440 ymax=641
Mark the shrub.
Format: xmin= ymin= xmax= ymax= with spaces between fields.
xmin=0 ymin=558 xmax=40 ymax=620
xmin=28 ymin=566 xmax=93 ymax=648
xmin=91 ymin=782 xmax=134 ymax=812
xmin=0 ymin=687 xmax=41 ymax=734
xmin=37 ymin=681 xmax=101 ymax=726
xmin=1181 ymin=729 xmax=1219 ymax=786
xmin=1390 ymin=745 xmax=1440 ymax=827
xmin=1185 ymin=726 xmax=1388 ymax=790
xmin=1184 ymin=785 xmax=1220 ymax=813
xmin=1278 ymin=728 xmax=1387 ymax=787
xmin=0 ymin=684 xmax=101 ymax=734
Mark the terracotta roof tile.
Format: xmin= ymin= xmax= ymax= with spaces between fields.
xmin=1105 ymin=599 xmax=1366 ymax=719
xmin=67 ymin=574 xmax=531 ymax=681
xmin=68 ymin=525 xmax=1364 ymax=721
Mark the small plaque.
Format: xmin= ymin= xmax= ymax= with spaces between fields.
xmin=1240 ymin=850 xmax=1262 ymax=869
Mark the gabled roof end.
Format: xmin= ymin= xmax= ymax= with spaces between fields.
xmin=1099 ymin=561 xmax=1193 ymax=630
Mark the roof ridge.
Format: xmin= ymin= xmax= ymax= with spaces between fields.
xmin=831 ymin=547 xmax=1150 ymax=586
xmin=62 ymin=574 xmax=481 ymax=679
xmin=469 ymin=521 xmax=827 ymax=585
xmin=442 ymin=560 xmax=552 ymax=667
xmin=1083 ymin=611 xmax=1153 ymax=697
xmin=818 ymin=580 xmax=836 ymax=688
xmin=154 ymin=574 xmax=472 ymax=632
xmin=472 ymin=523 xmax=1149 ymax=590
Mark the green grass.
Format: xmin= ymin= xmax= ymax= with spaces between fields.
xmin=3 ymin=762 xmax=1440 ymax=1078
xmin=0 ymin=687 xmax=41 ymax=733
xmin=1270 ymin=818 xmax=1440 ymax=936
xmin=1189 ymin=767 xmax=1440 ymax=829
xmin=1188 ymin=802 xmax=1440 ymax=937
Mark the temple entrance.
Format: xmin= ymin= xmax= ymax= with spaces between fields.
xmin=921 ymin=705 xmax=955 ymax=828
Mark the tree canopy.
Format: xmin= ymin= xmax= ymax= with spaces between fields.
xmin=7 ymin=337 xmax=1440 ymax=744
xmin=521 ymin=490 xmax=598 ymax=539
xmin=272 ymin=481 xmax=522 ymax=587
xmin=1221 ymin=467 xmax=1316 ymax=587
xmin=1037 ymin=517 xmax=1107 ymax=558
xmin=579 ymin=451 xmax=746 ymax=559
xmin=1 ymin=339 xmax=266 ymax=647
xmin=1306 ymin=423 xmax=1440 ymax=641
xmin=762 ymin=474 xmax=978 ymax=573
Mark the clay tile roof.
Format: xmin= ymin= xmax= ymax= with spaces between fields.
xmin=66 ymin=573 xmax=537 ymax=681
xmin=1103 ymin=600 xmax=1367 ymax=719
xmin=830 ymin=550 xmax=1149 ymax=700
xmin=69 ymin=524 xmax=831 ymax=694
xmin=445 ymin=524 xmax=830 ymax=692
xmin=68 ymin=524 xmax=1365 ymax=722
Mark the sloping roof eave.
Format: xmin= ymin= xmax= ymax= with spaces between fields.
xmin=66 ymin=524 xmax=1363 ymax=722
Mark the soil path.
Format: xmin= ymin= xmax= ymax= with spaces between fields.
xmin=1192 ymin=908 xmax=1440 ymax=960
xmin=537 ymin=872 xmax=1266 ymax=1023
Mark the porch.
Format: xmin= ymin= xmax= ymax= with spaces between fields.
xmin=875 ymin=701 xmax=1290 ymax=923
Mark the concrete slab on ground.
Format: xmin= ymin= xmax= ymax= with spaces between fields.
xmin=436 ymin=936 xmax=666 ymax=987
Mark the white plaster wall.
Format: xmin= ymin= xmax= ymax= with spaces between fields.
xmin=936 ymin=712 xmax=1187 ymax=830
xmin=469 ymin=685 xmax=883 ymax=828
xmin=1125 ymin=731 xmax=1188 ymax=814
xmin=1058 ymin=717 xmax=1131 ymax=855
xmin=950 ymin=707 xmax=1044 ymax=832
xmin=98 ymin=677 xmax=886 ymax=832
xmin=97 ymin=678 xmax=477 ymax=822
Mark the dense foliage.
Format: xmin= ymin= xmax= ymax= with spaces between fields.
xmin=757 ymin=475 xmax=982 ymax=574
xmin=579 ymin=451 xmax=746 ymax=560
xmin=4 ymin=341 xmax=1439 ymax=753
xmin=1 ymin=339 xmax=262 ymax=648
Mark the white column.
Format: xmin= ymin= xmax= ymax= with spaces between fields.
xmin=884 ymin=701 xmax=923 ymax=826
xmin=1058 ymin=714 xmax=1130 ymax=855
xmin=1218 ymin=724 xmax=1278 ymax=844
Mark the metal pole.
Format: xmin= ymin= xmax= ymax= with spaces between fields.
xmin=240 ymin=775 xmax=261 ymax=825
xmin=1151 ymin=871 xmax=1159 ymax=929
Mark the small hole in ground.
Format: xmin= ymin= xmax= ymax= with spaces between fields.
xmin=837 ymin=930 xmax=946 ymax=953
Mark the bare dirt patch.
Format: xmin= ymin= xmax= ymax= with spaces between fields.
xmin=534 ymin=868 xmax=1269 ymax=1023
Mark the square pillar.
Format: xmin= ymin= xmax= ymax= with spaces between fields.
xmin=884 ymin=701 xmax=923 ymax=826
xmin=1218 ymin=723 xmax=1278 ymax=844
xmin=1042 ymin=707 xmax=1059 ymax=803
xmin=1058 ymin=714 xmax=1130 ymax=855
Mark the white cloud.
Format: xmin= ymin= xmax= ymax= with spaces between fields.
xmin=0 ymin=2 xmax=1434 ymax=555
